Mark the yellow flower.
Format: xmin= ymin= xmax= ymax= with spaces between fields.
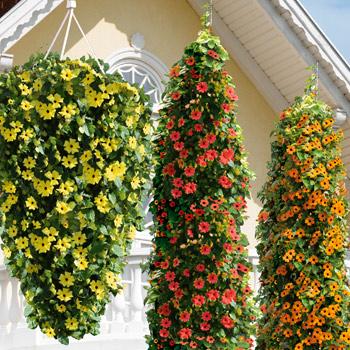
xmin=105 ymin=271 xmax=119 ymax=289
xmin=37 ymin=103 xmax=56 ymax=120
xmin=143 ymin=123 xmax=152 ymax=135
xmin=65 ymin=317 xmax=78 ymax=331
xmin=80 ymin=150 xmax=92 ymax=163
xmin=55 ymin=237 xmax=71 ymax=252
xmin=2 ymin=246 xmax=11 ymax=258
xmin=114 ymin=214 xmax=123 ymax=228
xmin=21 ymin=100 xmax=33 ymax=111
xmin=19 ymin=71 xmax=31 ymax=82
xmin=43 ymin=327 xmax=55 ymax=338
xmin=25 ymin=196 xmax=38 ymax=210
xmin=22 ymin=169 xmax=34 ymax=180
xmin=47 ymin=93 xmax=63 ymax=107
xmin=59 ymin=103 xmax=77 ymax=119
xmin=82 ymin=73 xmax=95 ymax=85
xmin=33 ymin=79 xmax=43 ymax=91
xmin=72 ymin=232 xmax=87 ymax=245
xmin=62 ymin=155 xmax=78 ymax=168
xmin=57 ymin=180 xmax=75 ymax=196
xmin=90 ymin=280 xmax=105 ymax=298
xmin=94 ymin=193 xmax=110 ymax=213
xmin=23 ymin=156 xmax=36 ymax=169
xmin=86 ymin=90 xmax=104 ymax=107
xmin=64 ymin=138 xmax=80 ymax=154
xmin=130 ymin=176 xmax=141 ymax=189
xmin=2 ymin=181 xmax=16 ymax=193
xmin=2 ymin=128 xmax=17 ymax=142
xmin=128 ymin=225 xmax=136 ymax=239
xmin=20 ymin=128 xmax=34 ymax=141
xmin=36 ymin=180 xmax=54 ymax=197
xmin=15 ymin=237 xmax=29 ymax=250
xmin=56 ymin=201 xmax=72 ymax=214
xmin=35 ymin=237 xmax=51 ymax=254
xmin=138 ymin=144 xmax=145 ymax=156
xmin=83 ymin=166 xmax=101 ymax=184
xmin=57 ymin=288 xmax=73 ymax=302
xmin=104 ymin=161 xmax=127 ymax=182
xmin=8 ymin=225 xmax=18 ymax=238
xmin=59 ymin=272 xmax=74 ymax=287
xmin=18 ymin=83 xmax=32 ymax=96
xmin=61 ymin=68 xmax=74 ymax=81
xmin=75 ymin=258 xmax=88 ymax=270
xmin=128 ymin=136 xmax=137 ymax=150
xmin=56 ymin=304 xmax=66 ymax=313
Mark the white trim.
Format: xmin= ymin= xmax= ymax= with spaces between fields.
xmin=187 ymin=0 xmax=289 ymax=113
xmin=0 ymin=0 xmax=64 ymax=54
xmin=106 ymin=47 xmax=168 ymax=111
xmin=258 ymin=0 xmax=350 ymax=116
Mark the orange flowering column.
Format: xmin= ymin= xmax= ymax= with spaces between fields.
xmin=144 ymin=23 xmax=255 ymax=350
xmin=256 ymin=77 xmax=350 ymax=350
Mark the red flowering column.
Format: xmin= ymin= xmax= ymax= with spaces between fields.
xmin=145 ymin=26 xmax=255 ymax=350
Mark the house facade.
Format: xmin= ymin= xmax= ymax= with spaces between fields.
xmin=0 ymin=0 xmax=349 ymax=349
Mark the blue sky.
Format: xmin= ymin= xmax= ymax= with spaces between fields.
xmin=300 ymin=0 xmax=350 ymax=63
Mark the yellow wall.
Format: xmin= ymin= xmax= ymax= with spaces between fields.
xmin=8 ymin=0 xmax=276 ymax=249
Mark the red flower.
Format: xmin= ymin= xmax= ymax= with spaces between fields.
xmin=173 ymin=178 xmax=183 ymax=188
xmin=166 ymin=120 xmax=175 ymax=129
xmin=221 ymin=315 xmax=235 ymax=329
xmin=223 ymin=242 xmax=234 ymax=253
xmin=158 ymin=303 xmax=171 ymax=316
xmin=173 ymin=258 xmax=180 ymax=267
xmin=198 ymin=221 xmax=210 ymax=233
xmin=237 ymin=263 xmax=249 ymax=273
xmin=207 ymin=133 xmax=216 ymax=144
xmin=222 ymin=289 xmax=237 ymax=304
xmin=205 ymin=149 xmax=218 ymax=161
xmin=175 ymin=289 xmax=184 ymax=299
xmin=225 ymin=86 xmax=238 ymax=101
xmin=159 ymin=329 xmax=169 ymax=338
xmin=196 ymin=155 xmax=207 ymax=167
xmin=189 ymin=341 xmax=198 ymax=348
xmin=207 ymin=273 xmax=218 ymax=284
xmin=170 ymin=131 xmax=180 ymax=141
xmin=206 ymin=289 xmax=220 ymax=301
xmin=184 ymin=182 xmax=197 ymax=194
xmin=192 ymin=295 xmax=205 ymax=307
xmin=179 ymin=149 xmax=189 ymax=159
xmin=180 ymin=311 xmax=191 ymax=322
xmin=228 ymin=128 xmax=237 ymax=137
xmin=202 ymin=311 xmax=212 ymax=321
xmin=198 ymin=138 xmax=210 ymax=149
xmin=184 ymin=166 xmax=195 ymax=177
xmin=171 ymin=189 xmax=182 ymax=198
xmin=174 ymin=141 xmax=184 ymax=151
xmin=178 ymin=117 xmax=185 ymax=127
xmin=161 ymin=318 xmax=172 ymax=328
xmin=171 ymin=91 xmax=181 ymax=100
xmin=165 ymin=271 xmax=176 ymax=281
xmin=196 ymin=82 xmax=208 ymax=93
xmin=170 ymin=65 xmax=180 ymax=77
xmin=193 ymin=278 xmax=205 ymax=289
xmin=200 ymin=322 xmax=211 ymax=331
xmin=178 ymin=328 xmax=192 ymax=339
xmin=163 ymin=163 xmax=175 ymax=176
xmin=169 ymin=281 xmax=179 ymax=291
xmin=219 ymin=148 xmax=235 ymax=165
xmin=199 ymin=245 xmax=211 ymax=255
xmin=194 ymin=123 xmax=203 ymax=132
xmin=190 ymin=110 xmax=202 ymax=120
xmin=229 ymin=226 xmax=239 ymax=241
xmin=200 ymin=199 xmax=209 ymax=207
xmin=221 ymin=103 xmax=232 ymax=113
xmin=218 ymin=175 xmax=232 ymax=189
xmin=196 ymin=264 xmax=205 ymax=272
xmin=207 ymin=50 xmax=219 ymax=59
xmin=160 ymin=261 xmax=169 ymax=269
xmin=183 ymin=268 xmax=190 ymax=277
xmin=206 ymin=336 xmax=215 ymax=343
xmin=185 ymin=56 xmax=195 ymax=66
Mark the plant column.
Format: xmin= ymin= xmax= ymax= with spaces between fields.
xmin=145 ymin=26 xmax=255 ymax=350
xmin=256 ymin=78 xmax=350 ymax=350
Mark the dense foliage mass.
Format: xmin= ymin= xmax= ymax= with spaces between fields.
xmin=256 ymin=78 xmax=350 ymax=350
xmin=145 ymin=27 xmax=255 ymax=350
xmin=0 ymin=54 xmax=153 ymax=343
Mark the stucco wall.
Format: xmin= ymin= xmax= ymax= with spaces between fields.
xmin=7 ymin=0 xmax=276 ymax=249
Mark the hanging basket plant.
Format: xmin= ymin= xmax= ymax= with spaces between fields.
xmin=144 ymin=19 xmax=256 ymax=350
xmin=256 ymin=75 xmax=350 ymax=349
xmin=0 ymin=53 xmax=153 ymax=344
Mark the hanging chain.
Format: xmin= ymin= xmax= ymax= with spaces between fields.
xmin=209 ymin=0 xmax=213 ymax=27
xmin=45 ymin=0 xmax=104 ymax=73
xmin=315 ymin=61 xmax=319 ymax=98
